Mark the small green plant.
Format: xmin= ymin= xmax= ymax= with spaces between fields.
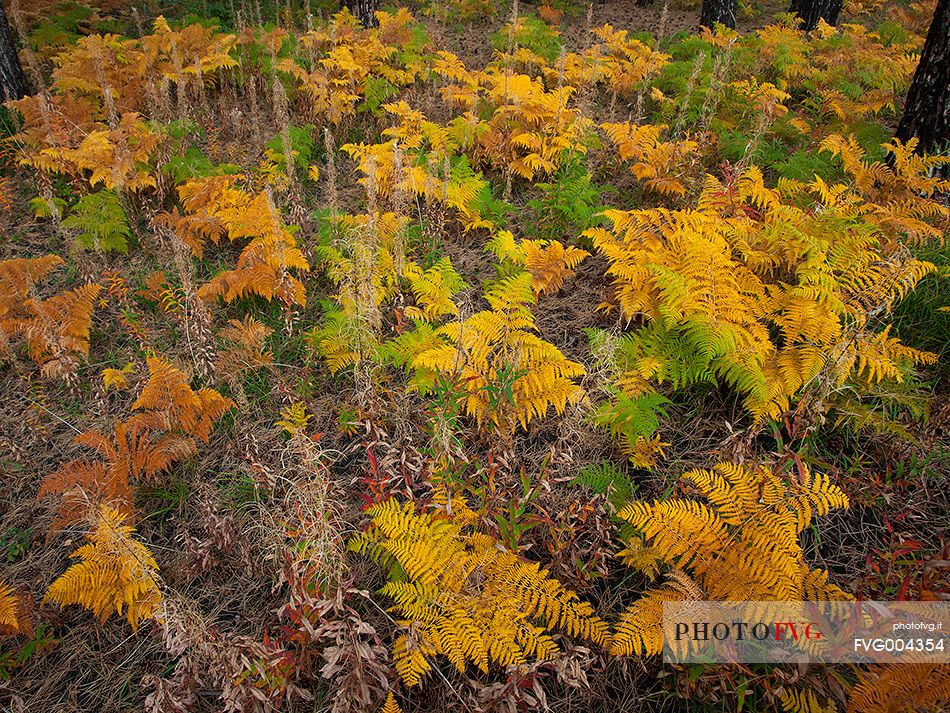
xmin=266 ymin=124 xmax=316 ymax=172
xmin=0 ymin=623 xmax=57 ymax=682
xmin=491 ymin=14 xmax=564 ymax=63
xmin=526 ymin=156 xmax=603 ymax=243
xmin=570 ymin=461 xmax=636 ymax=511
xmin=1 ymin=527 xmax=30 ymax=563
xmin=62 ymin=190 xmax=132 ymax=253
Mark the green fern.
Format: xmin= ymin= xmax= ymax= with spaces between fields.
xmin=266 ymin=124 xmax=316 ymax=171
xmin=526 ymin=157 xmax=603 ymax=243
xmin=591 ymin=390 xmax=671 ymax=452
xmin=490 ymin=14 xmax=564 ymax=62
xmin=163 ymin=148 xmax=241 ymax=183
xmin=62 ymin=190 xmax=131 ymax=253
xmin=571 ymin=461 xmax=636 ymax=510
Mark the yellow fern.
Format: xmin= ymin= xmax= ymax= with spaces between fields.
xmin=782 ymin=688 xmax=840 ymax=713
xmin=612 ymin=462 xmax=850 ymax=656
xmin=380 ymin=692 xmax=403 ymax=713
xmin=601 ymin=122 xmax=697 ymax=197
xmin=276 ymin=401 xmax=311 ymax=435
xmin=44 ymin=505 xmax=162 ymax=630
xmin=0 ymin=583 xmax=30 ymax=636
xmin=848 ymin=664 xmax=950 ymax=713
xmin=586 ymin=164 xmax=939 ymax=420
xmin=410 ymin=272 xmax=585 ymax=433
xmin=101 ymin=362 xmax=134 ymax=391
xmin=351 ymin=499 xmax=609 ymax=686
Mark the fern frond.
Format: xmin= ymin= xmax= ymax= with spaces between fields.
xmin=0 ymin=255 xmax=64 ymax=321
xmin=848 ymin=664 xmax=950 ymax=713
xmin=0 ymin=583 xmax=30 ymax=636
xmin=62 ymin=190 xmax=131 ymax=253
xmin=380 ymin=692 xmax=403 ymax=713
xmin=781 ymin=688 xmax=839 ymax=713
xmin=44 ymin=506 xmax=162 ymax=630
xmin=4 ymin=283 xmax=101 ymax=378
xmin=353 ymin=499 xmax=608 ymax=686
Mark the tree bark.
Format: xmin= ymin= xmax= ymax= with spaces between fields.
xmin=700 ymin=0 xmax=737 ymax=30
xmin=343 ymin=0 xmax=379 ymax=28
xmin=896 ymin=0 xmax=950 ymax=155
xmin=789 ymin=0 xmax=843 ymax=32
xmin=0 ymin=2 xmax=29 ymax=102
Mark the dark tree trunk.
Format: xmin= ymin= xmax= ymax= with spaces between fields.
xmin=0 ymin=3 xmax=29 ymax=102
xmin=700 ymin=0 xmax=737 ymax=29
xmin=896 ymin=0 xmax=950 ymax=155
xmin=789 ymin=0 xmax=843 ymax=31
xmin=343 ymin=0 xmax=379 ymax=28
xmin=636 ymin=0 xmax=657 ymax=6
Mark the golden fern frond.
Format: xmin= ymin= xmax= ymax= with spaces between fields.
xmin=521 ymin=240 xmax=590 ymax=295
xmin=44 ymin=505 xmax=162 ymax=630
xmin=101 ymin=362 xmax=134 ymax=391
xmin=380 ymin=692 xmax=403 ymax=713
xmin=848 ymin=664 xmax=950 ymax=713
xmin=783 ymin=467 xmax=850 ymax=531
xmin=130 ymin=357 xmax=233 ymax=440
xmin=610 ymin=572 xmax=700 ymax=656
xmin=617 ymin=499 xmax=728 ymax=569
xmin=613 ymin=461 xmax=851 ymax=655
xmin=781 ymin=688 xmax=840 ymax=713
xmin=0 ymin=583 xmax=30 ymax=636
xmin=409 ymin=272 xmax=584 ymax=433
xmin=4 ymin=283 xmax=101 ymax=377
xmin=276 ymin=401 xmax=310 ymax=435
xmin=402 ymin=258 xmax=466 ymax=321
xmin=0 ymin=254 xmax=64 ymax=320
xmin=353 ymin=499 xmax=607 ymax=686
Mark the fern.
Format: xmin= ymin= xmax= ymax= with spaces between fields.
xmin=276 ymin=401 xmax=311 ymax=435
xmin=600 ymin=122 xmax=698 ymax=197
xmin=781 ymin=689 xmax=839 ymax=713
xmin=409 ymin=272 xmax=585 ymax=434
xmin=847 ymin=664 xmax=950 ymax=713
xmin=44 ymin=506 xmax=162 ymax=630
xmin=161 ymin=176 xmax=310 ymax=305
xmin=0 ymin=583 xmax=29 ymax=637
xmin=379 ymin=692 xmax=404 ymax=713
xmin=2 ymin=283 xmax=101 ymax=380
xmin=525 ymin=156 xmax=603 ymax=243
xmin=351 ymin=498 xmax=609 ymax=686
xmin=39 ymin=358 xmax=233 ymax=528
xmin=402 ymin=258 xmax=467 ymax=321
xmin=62 ymin=190 xmax=131 ymax=253
xmin=611 ymin=461 xmax=850 ymax=656
xmin=215 ymin=316 xmax=274 ymax=383
xmin=591 ymin=391 xmax=671 ymax=458
xmin=307 ymin=303 xmax=361 ymax=375
xmin=0 ymin=255 xmax=64 ymax=323
xmin=586 ymin=165 xmax=940 ymax=421
xmin=265 ymin=124 xmax=316 ymax=172
xmin=570 ymin=461 xmax=636 ymax=510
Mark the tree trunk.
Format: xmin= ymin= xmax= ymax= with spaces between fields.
xmin=0 ymin=2 xmax=29 ymax=102
xmin=896 ymin=0 xmax=950 ymax=155
xmin=343 ymin=0 xmax=379 ymax=28
xmin=700 ymin=0 xmax=737 ymax=29
xmin=789 ymin=0 xmax=843 ymax=32
xmin=636 ymin=0 xmax=657 ymax=6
